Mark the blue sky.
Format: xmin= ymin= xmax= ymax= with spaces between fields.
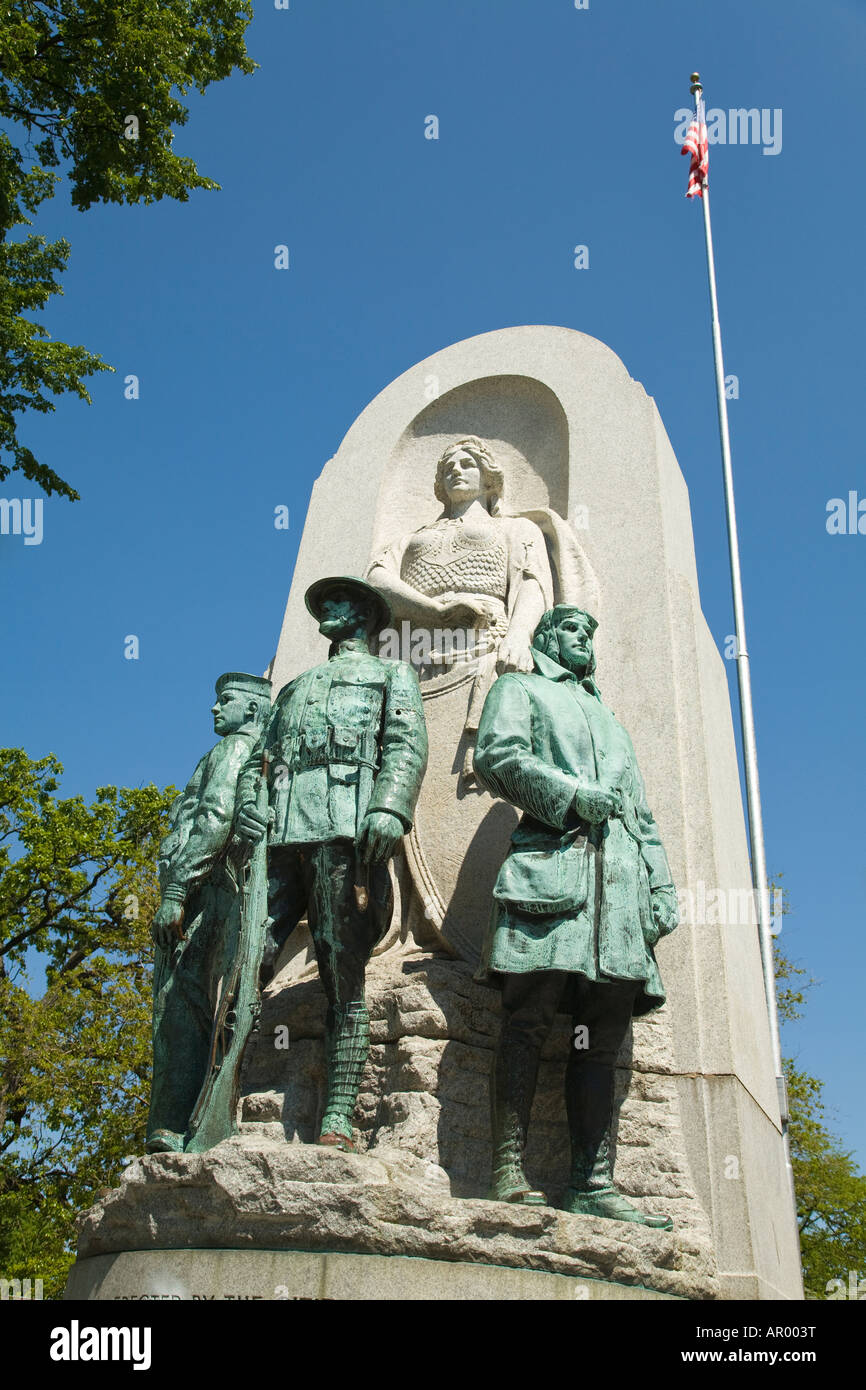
xmin=2 ymin=0 xmax=864 ymax=1164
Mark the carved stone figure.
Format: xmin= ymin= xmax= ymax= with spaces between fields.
xmin=368 ymin=436 xmax=552 ymax=681
xmin=236 ymin=577 xmax=428 ymax=1151
xmin=147 ymin=671 xmax=272 ymax=1154
xmin=366 ymin=436 xmax=598 ymax=960
xmin=473 ymin=605 xmax=679 ymax=1226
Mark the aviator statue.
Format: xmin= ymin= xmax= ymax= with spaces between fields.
xmin=474 ymin=605 xmax=679 ymax=1226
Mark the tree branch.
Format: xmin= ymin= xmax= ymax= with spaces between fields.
xmin=0 ymin=859 xmax=117 ymax=959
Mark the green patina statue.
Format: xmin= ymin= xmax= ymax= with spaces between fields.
xmin=236 ymin=576 xmax=428 ymax=1151
xmin=147 ymin=671 xmax=272 ymax=1154
xmin=473 ymin=605 xmax=678 ymax=1227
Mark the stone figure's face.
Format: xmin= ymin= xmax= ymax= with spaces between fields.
xmin=554 ymin=612 xmax=596 ymax=674
xmin=211 ymin=687 xmax=251 ymax=735
xmin=317 ymin=589 xmax=370 ymax=640
xmin=441 ymin=448 xmax=484 ymax=505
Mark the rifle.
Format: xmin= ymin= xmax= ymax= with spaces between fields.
xmin=185 ymin=751 xmax=271 ymax=1152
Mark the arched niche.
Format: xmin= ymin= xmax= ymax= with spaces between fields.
xmin=372 ymin=374 xmax=570 ymax=548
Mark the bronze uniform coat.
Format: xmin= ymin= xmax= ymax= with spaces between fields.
xmin=473 ymin=648 xmax=676 ymax=1014
xmin=238 ymin=645 xmax=428 ymax=845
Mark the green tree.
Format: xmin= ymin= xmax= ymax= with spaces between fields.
xmin=787 ymin=1065 xmax=866 ymax=1300
xmin=0 ymin=748 xmax=175 ymax=1298
xmin=0 ymin=1 xmax=256 ymax=499
xmin=774 ymin=921 xmax=866 ymax=1300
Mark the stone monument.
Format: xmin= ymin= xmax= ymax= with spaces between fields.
xmin=65 ymin=326 xmax=802 ymax=1302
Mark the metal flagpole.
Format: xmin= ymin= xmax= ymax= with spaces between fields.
xmin=686 ymin=73 xmax=790 ymax=1150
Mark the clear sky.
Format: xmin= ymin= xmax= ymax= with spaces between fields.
xmin=2 ymin=0 xmax=864 ymax=1164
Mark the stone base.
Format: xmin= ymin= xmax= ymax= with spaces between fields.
xmin=65 ymin=1248 xmax=680 ymax=1301
xmin=71 ymin=1133 xmax=719 ymax=1300
xmin=241 ymin=952 xmax=719 ymax=1239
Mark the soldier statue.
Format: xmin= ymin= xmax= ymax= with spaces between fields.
xmin=236 ymin=576 xmax=428 ymax=1152
xmin=147 ymin=671 xmax=272 ymax=1154
xmin=473 ymin=605 xmax=678 ymax=1227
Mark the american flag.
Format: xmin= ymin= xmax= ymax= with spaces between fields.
xmin=682 ymin=97 xmax=708 ymax=198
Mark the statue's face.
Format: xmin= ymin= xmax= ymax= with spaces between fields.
xmin=441 ymin=448 xmax=484 ymax=505
xmin=318 ymin=589 xmax=370 ymax=639
xmin=211 ymin=687 xmax=250 ymax=735
xmin=554 ymin=612 xmax=595 ymax=674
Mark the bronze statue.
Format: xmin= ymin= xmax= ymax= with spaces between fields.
xmin=147 ymin=671 xmax=271 ymax=1154
xmin=236 ymin=577 xmax=428 ymax=1151
xmin=473 ymin=605 xmax=678 ymax=1226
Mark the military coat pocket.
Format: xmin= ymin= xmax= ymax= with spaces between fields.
xmin=326 ymin=673 xmax=386 ymax=723
xmin=493 ymin=846 xmax=589 ymax=917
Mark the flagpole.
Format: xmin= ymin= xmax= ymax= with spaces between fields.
xmin=687 ymin=73 xmax=789 ymax=1141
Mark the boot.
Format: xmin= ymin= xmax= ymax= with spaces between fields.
xmin=145 ymin=1128 xmax=184 ymax=1154
xmin=318 ymin=1000 xmax=369 ymax=1153
xmin=563 ymin=1058 xmax=673 ymax=1230
xmin=488 ymin=1028 xmax=546 ymax=1205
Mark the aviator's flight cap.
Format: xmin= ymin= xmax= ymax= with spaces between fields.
xmin=304 ymin=576 xmax=392 ymax=637
xmin=548 ymin=604 xmax=598 ymax=635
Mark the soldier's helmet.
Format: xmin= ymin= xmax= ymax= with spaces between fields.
xmin=304 ymin=576 xmax=392 ymax=638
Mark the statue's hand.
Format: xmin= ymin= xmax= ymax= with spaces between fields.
xmin=495 ymin=633 xmax=533 ymax=674
xmin=357 ymin=810 xmax=403 ymax=865
xmin=236 ymin=801 xmax=269 ymax=845
xmin=436 ymin=593 xmax=498 ymax=629
xmin=151 ymin=900 xmax=185 ymax=950
xmin=573 ymin=785 xmax=621 ymax=824
xmin=651 ymin=887 xmax=679 ymax=937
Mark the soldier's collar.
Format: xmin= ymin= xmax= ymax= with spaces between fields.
xmin=328 ymin=637 xmax=372 ymax=659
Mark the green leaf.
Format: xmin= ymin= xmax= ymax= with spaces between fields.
xmin=0 ymin=747 xmax=176 ymax=1297
xmin=0 ymin=2 xmax=256 ymax=497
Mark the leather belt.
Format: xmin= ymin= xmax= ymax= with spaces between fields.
xmin=285 ymin=727 xmax=379 ymax=772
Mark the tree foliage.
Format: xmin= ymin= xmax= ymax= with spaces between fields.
xmin=0 ymin=748 xmax=176 ymax=1298
xmin=0 ymin=1 xmax=256 ymax=498
xmin=774 ymin=916 xmax=866 ymax=1300
xmin=787 ymin=1065 xmax=866 ymax=1299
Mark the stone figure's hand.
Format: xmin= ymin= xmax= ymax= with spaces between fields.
xmin=357 ymin=810 xmax=403 ymax=864
xmin=437 ymin=592 xmax=498 ymax=629
xmin=236 ymin=801 xmax=269 ymax=844
xmin=496 ymin=633 xmax=533 ymax=675
xmin=151 ymin=900 xmax=185 ymax=949
xmin=651 ymin=888 xmax=679 ymax=937
xmin=573 ymin=785 xmax=621 ymax=824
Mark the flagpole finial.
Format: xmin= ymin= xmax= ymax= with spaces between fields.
xmin=690 ymin=72 xmax=703 ymax=95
